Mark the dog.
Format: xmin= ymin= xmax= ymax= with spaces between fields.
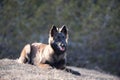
xmin=18 ymin=25 xmax=68 ymax=69
xmin=18 ymin=25 xmax=80 ymax=75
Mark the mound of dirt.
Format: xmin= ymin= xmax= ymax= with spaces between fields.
xmin=0 ymin=59 xmax=119 ymax=80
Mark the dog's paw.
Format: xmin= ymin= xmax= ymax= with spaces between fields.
xmin=38 ymin=64 xmax=53 ymax=69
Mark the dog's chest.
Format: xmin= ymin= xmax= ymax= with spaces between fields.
xmin=45 ymin=53 xmax=66 ymax=68
xmin=52 ymin=54 xmax=63 ymax=62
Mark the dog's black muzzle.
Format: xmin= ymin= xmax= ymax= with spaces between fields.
xmin=51 ymin=42 xmax=67 ymax=54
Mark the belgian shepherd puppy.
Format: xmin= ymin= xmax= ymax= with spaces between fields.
xmin=18 ymin=25 xmax=68 ymax=69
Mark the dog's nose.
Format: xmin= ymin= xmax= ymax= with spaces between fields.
xmin=61 ymin=43 xmax=65 ymax=47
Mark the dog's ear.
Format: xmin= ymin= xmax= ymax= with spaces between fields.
xmin=61 ymin=25 xmax=68 ymax=37
xmin=50 ymin=25 xmax=57 ymax=37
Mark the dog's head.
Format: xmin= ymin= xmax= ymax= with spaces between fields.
xmin=49 ymin=25 xmax=68 ymax=54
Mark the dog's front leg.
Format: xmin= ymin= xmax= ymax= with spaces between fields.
xmin=55 ymin=59 xmax=66 ymax=69
xmin=37 ymin=63 xmax=53 ymax=69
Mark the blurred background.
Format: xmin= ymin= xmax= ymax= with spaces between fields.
xmin=0 ymin=0 xmax=120 ymax=76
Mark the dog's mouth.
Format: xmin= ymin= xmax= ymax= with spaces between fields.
xmin=51 ymin=42 xmax=66 ymax=52
xmin=58 ymin=45 xmax=66 ymax=51
xmin=58 ymin=45 xmax=66 ymax=52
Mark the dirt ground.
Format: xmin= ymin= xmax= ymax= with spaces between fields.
xmin=0 ymin=59 xmax=119 ymax=80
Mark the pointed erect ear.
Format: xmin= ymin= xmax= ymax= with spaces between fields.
xmin=61 ymin=25 xmax=68 ymax=36
xmin=50 ymin=25 xmax=57 ymax=37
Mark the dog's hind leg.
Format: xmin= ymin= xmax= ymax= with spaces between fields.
xmin=18 ymin=44 xmax=31 ymax=64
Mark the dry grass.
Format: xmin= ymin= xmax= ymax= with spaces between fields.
xmin=0 ymin=59 xmax=119 ymax=80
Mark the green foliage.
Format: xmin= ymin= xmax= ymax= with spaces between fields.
xmin=0 ymin=0 xmax=120 ymax=76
